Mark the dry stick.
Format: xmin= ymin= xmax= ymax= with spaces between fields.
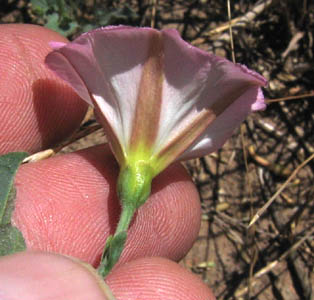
xmin=282 ymin=31 xmax=304 ymax=58
xmin=225 ymin=0 xmax=258 ymax=296
xmin=23 ymin=124 xmax=102 ymax=163
xmin=227 ymin=1 xmax=259 ymax=297
xmin=220 ymin=2 xmax=311 ymax=297
xmin=193 ymin=0 xmax=273 ymax=47
xmin=248 ymin=152 xmax=314 ymax=228
xmin=267 ymin=193 xmax=312 ymax=299
xmin=235 ymin=227 xmax=314 ymax=297
xmin=55 ymin=124 xmax=102 ymax=152
xmin=227 ymin=0 xmax=255 ymax=297
xmin=150 ymin=0 xmax=158 ymax=28
xmin=214 ymin=0 xmax=273 ymax=35
xmin=287 ymin=242 xmax=313 ymax=299
xmin=227 ymin=0 xmax=235 ymax=63
xmin=214 ymin=215 xmax=244 ymax=245
xmin=266 ymin=92 xmax=314 ymax=103
xmin=241 ymin=124 xmax=258 ymax=299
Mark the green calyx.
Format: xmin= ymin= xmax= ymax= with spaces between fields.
xmin=117 ymin=160 xmax=154 ymax=210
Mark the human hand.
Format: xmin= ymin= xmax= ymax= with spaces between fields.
xmin=0 ymin=24 xmax=215 ymax=299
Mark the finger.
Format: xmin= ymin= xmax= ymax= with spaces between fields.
xmin=106 ymin=256 xmax=216 ymax=300
xmin=0 ymin=251 xmax=110 ymax=300
xmin=13 ymin=144 xmax=201 ymax=267
xmin=0 ymin=252 xmax=215 ymax=300
xmin=0 ymin=24 xmax=87 ymax=154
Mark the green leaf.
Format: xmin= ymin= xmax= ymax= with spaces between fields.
xmin=0 ymin=221 xmax=26 ymax=256
xmin=95 ymin=5 xmax=138 ymax=27
xmin=82 ymin=24 xmax=95 ymax=33
xmin=30 ymin=0 xmax=50 ymax=16
xmin=45 ymin=12 xmax=78 ymax=37
xmin=0 ymin=152 xmax=28 ymax=256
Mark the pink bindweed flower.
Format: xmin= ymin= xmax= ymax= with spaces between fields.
xmin=45 ymin=26 xmax=266 ymax=178
xmin=45 ymin=26 xmax=267 ymax=276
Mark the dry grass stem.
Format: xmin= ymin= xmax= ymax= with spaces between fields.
xmin=266 ymin=92 xmax=314 ymax=103
xmin=249 ymin=152 xmax=314 ymax=228
xmin=150 ymin=0 xmax=157 ymax=28
xmin=23 ymin=123 xmax=102 ymax=163
xmin=202 ymin=0 xmax=273 ymax=38
xmin=235 ymin=227 xmax=314 ymax=297
xmin=227 ymin=0 xmax=235 ymax=63
xmin=23 ymin=149 xmax=55 ymax=163
xmin=54 ymin=124 xmax=102 ymax=152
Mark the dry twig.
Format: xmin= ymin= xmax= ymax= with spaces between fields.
xmin=235 ymin=227 xmax=314 ymax=297
xmin=266 ymin=92 xmax=314 ymax=103
xmin=23 ymin=123 xmax=102 ymax=163
xmin=249 ymin=152 xmax=314 ymax=228
xmin=194 ymin=0 xmax=273 ymax=45
xmin=150 ymin=0 xmax=158 ymax=28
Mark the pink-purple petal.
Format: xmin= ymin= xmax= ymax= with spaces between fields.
xmin=48 ymin=41 xmax=67 ymax=50
xmin=45 ymin=26 xmax=164 ymax=151
xmin=152 ymin=28 xmax=266 ymax=159
xmin=179 ymin=86 xmax=264 ymax=161
xmin=45 ymin=51 xmax=92 ymax=105
xmin=45 ymin=26 xmax=267 ymax=169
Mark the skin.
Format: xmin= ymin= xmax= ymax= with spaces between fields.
xmin=0 ymin=24 xmax=215 ymax=299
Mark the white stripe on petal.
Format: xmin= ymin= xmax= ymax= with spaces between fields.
xmin=88 ymin=28 xmax=153 ymax=149
xmin=46 ymin=26 xmax=159 ymax=153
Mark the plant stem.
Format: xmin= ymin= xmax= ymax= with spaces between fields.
xmin=115 ymin=205 xmax=136 ymax=235
xmin=97 ymin=205 xmax=136 ymax=278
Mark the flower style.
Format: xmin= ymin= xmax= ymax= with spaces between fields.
xmin=45 ymin=26 xmax=267 ymax=276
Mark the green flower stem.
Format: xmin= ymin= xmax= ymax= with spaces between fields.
xmin=97 ymin=205 xmax=135 ymax=278
xmin=115 ymin=204 xmax=136 ymax=236
xmin=98 ymin=162 xmax=154 ymax=278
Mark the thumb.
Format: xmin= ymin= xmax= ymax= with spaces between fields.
xmin=0 ymin=251 xmax=109 ymax=300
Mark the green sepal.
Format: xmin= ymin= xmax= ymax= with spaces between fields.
xmin=98 ymin=231 xmax=127 ymax=278
xmin=117 ymin=162 xmax=153 ymax=210
xmin=0 ymin=152 xmax=28 ymax=256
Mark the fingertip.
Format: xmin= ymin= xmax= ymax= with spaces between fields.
xmin=106 ymin=256 xmax=215 ymax=300
xmin=0 ymin=251 xmax=109 ymax=300
xmin=13 ymin=144 xmax=200 ymax=267
xmin=0 ymin=24 xmax=87 ymax=154
xmin=13 ymin=145 xmax=119 ymax=265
